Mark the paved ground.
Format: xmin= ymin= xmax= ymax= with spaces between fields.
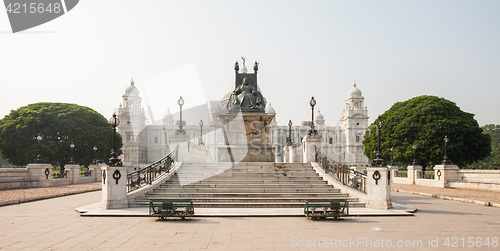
xmin=1 ymin=190 xmax=500 ymax=250
xmin=0 ymin=182 xmax=101 ymax=206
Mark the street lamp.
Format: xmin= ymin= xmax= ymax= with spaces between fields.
xmin=176 ymin=96 xmax=186 ymax=135
xmin=34 ymin=134 xmax=44 ymax=164
xmin=442 ymin=136 xmax=450 ymax=164
xmin=287 ymin=120 xmax=293 ymax=146
xmin=198 ymin=120 xmax=204 ymax=146
xmin=69 ymin=142 xmax=75 ymax=164
xmin=108 ymin=113 xmax=122 ymax=166
xmin=93 ymin=146 xmax=98 ymax=165
xmin=308 ymin=96 xmax=318 ymax=135
xmin=412 ymin=145 xmax=417 ymax=166
xmin=371 ymin=115 xmax=386 ymax=167
xmin=390 ymin=147 xmax=395 ymax=166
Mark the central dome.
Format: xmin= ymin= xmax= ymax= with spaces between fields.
xmin=124 ymin=79 xmax=140 ymax=96
xmin=348 ymin=81 xmax=362 ymax=97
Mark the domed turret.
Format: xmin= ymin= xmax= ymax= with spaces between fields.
xmin=162 ymin=108 xmax=174 ymax=125
xmin=266 ymin=103 xmax=276 ymax=114
xmin=348 ymin=81 xmax=362 ymax=98
xmin=124 ymin=79 xmax=140 ymax=97
xmin=314 ymin=109 xmax=325 ymax=126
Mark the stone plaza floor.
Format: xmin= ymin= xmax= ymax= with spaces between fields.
xmin=1 ymin=191 xmax=500 ymax=250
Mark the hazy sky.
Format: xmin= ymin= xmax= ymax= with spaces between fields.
xmin=1 ymin=0 xmax=499 ymax=127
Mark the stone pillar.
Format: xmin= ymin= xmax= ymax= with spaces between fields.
xmin=366 ymin=166 xmax=392 ymax=209
xmin=66 ymin=164 xmax=80 ymax=184
xmin=101 ymin=166 xmax=128 ymax=209
xmin=26 ymin=163 xmax=53 ymax=185
xmin=302 ymin=134 xmax=322 ymax=163
xmin=88 ymin=165 xmax=102 ymax=182
xmin=407 ymin=165 xmax=422 ymax=184
xmin=388 ymin=165 xmax=398 ymax=182
xmin=283 ymin=145 xmax=291 ymax=163
xmin=434 ymin=164 xmax=459 ymax=188
xmin=170 ymin=134 xmax=190 ymax=162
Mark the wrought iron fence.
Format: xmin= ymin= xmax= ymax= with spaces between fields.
xmin=421 ymin=172 xmax=435 ymax=179
xmin=80 ymin=169 xmax=92 ymax=177
xmin=314 ymin=145 xmax=367 ymax=193
xmin=52 ymin=170 xmax=68 ymax=179
xmin=395 ymin=170 xmax=407 ymax=178
xmin=127 ymin=145 xmax=178 ymax=192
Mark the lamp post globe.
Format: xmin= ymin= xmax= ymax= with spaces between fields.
xmin=176 ymin=96 xmax=186 ymax=135
xmin=308 ymin=97 xmax=317 ymax=135
xmin=93 ymin=146 xmax=98 ymax=165
xmin=69 ymin=142 xmax=75 ymax=164
xmin=108 ymin=113 xmax=122 ymax=167
xmin=34 ymin=134 xmax=44 ymax=164
xmin=198 ymin=119 xmax=204 ymax=146
xmin=412 ymin=145 xmax=417 ymax=166
xmin=390 ymin=147 xmax=395 ymax=166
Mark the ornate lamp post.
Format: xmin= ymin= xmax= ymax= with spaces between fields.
xmin=108 ymin=113 xmax=122 ymax=166
xmin=93 ymin=146 xmax=98 ymax=165
xmin=34 ymin=134 xmax=44 ymax=164
xmin=69 ymin=142 xmax=75 ymax=164
xmin=412 ymin=145 xmax=417 ymax=166
xmin=390 ymin=147 xmax=395 ymax=166
xmin=371 ymin=115 xmax=386 ymax=167
xmin=442 ymin=136 xmax=450 ymax=164
xmin=198 ymin=120 xmax=204 ymax=146
xmin=308 ymin=97 xmax=318 ymax=135
xmin=176 ymin=96 xmax=186 ymax=135
xmin=287 ymin=120 xmax=293 ymax=146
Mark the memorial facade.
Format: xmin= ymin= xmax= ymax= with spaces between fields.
xmin=116 ymin=61 xmax=369 ymax=167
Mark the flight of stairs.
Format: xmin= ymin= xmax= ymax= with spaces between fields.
xmin=129 ymin=162 xmax=365 ymax=208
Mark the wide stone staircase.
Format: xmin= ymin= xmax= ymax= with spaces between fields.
xmin=129 ymin=162 xmax=365 ymax=208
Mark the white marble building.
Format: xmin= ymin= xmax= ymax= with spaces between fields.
xmin=116 ymin=79 xmax=369 ymax=167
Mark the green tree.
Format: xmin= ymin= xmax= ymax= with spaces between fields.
xmin=0 ymin=103 xmax=122 ymax=169
xmin=466 ymin=124 xmax=500 ymax=169
xmin=363 ymin=96 xmax=491 ymax=169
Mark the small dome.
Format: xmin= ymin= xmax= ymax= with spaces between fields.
xmin=266 ymin=103 xmax=276 ymax=114
xmin=162 ymin=109 xmax=174 ymax=125
xmin=124 ymin=79 xmax=140 ymax=96
xmin=316 ymin=109 xmax=324 ymax=120
xmin=348 ymin=81 xmax=362 ymax=97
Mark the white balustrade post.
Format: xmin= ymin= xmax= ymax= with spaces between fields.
xmin=101 ymin=165 xmax=129 ymax=209
xmin=366 ymin=166 xmax=392 ymax=209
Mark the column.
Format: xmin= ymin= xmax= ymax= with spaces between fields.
xmin=88 ymin=165 xmax=102 ymax=182
xmin=407 ymin=165 xmax=423 ymax=184
xmin=434 ymin=164 xmax=459 ymax=188
xmin=101 ymin=165 xmax=129 ymax=209
xmin=302 ymin=134 xmax=322 ymax=163
xmin=366 ymin=166 xmax=392 ymax=209
xmin=66 ymin=164 xmax=80 ymax=184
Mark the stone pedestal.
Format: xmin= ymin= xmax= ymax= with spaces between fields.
xmin=89 ymin=165 xmax=102 ymax=182
xmin=366 ymin=166 xmax=392 ymax=209
xmin=26 ymin=163 xmax=53 ymax=181
xmin=101 ymin=166 xmax=128 ymax=209
xmin=170 ymin=134 xmax=190 ymax=162
xmin=218 ymin=113 xmax=275 ymax=162
xmin=302 ymin=134 xmax=322 ymax=163
xmin=284 ymin=145 xmax=292 ymax=163
xmin=388 ymin=165 xmax=398 ymax=182
xmin=434 ymin=164 xmax=459 ymax=188
xmin=66 ymin=164 xmax=80 ymax=183
xmin=408 ymin=165 xmax=423 ymax=184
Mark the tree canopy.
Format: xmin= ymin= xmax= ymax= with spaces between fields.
xmin=363 ymin=95 xmax=491 ymax=168
xmin=466 ymin=124 xmax=500 ymax=169
xmin=0 ymin=103 xmax=122 ymax=167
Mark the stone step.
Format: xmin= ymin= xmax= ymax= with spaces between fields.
xmin=144 ymin=192 xmax=349 ymax=198
xmin=175 ymin=172 xmax=319 ymax=177
xmin=166 ymin=179 xmax=328 ymax=185
xmin=129 ymin=201 xmax=366 ymax=208
xmin=172 ymin=176 xmax=324 ymax=181
xmin=152 ymin=188 xmax=340 ymax=193
xmin=160 ymin=183 xmax=334 ymax=189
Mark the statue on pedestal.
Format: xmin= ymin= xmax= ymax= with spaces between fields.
xmin=227 ymin=77 xmax=265 ymax=113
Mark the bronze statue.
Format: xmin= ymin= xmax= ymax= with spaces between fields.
xmin=227 ymin=78 xmax=265 ymax=112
